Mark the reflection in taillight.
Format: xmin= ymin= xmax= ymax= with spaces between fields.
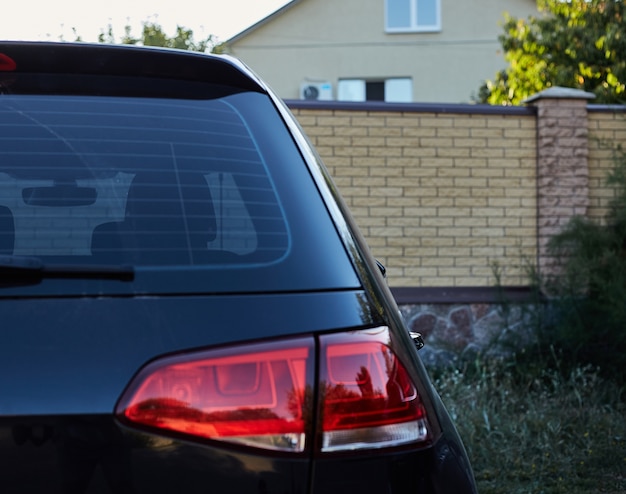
xmin=117 ymin=327 xmax=432 ymax=454
xmin=116 ymin=338 xmax=313 ymax=452
xmin=319 ymin=329 xmax=430 ymax=452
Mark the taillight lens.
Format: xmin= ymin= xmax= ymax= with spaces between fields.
xmin=319 ymin=329 xmax=430 ymax=452
xmin=117 ymin=328 xmax=432 ymax=454
xmin=117 ymin=338 xmax=313 ymax=452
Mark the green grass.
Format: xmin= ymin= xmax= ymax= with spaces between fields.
xmin=433 ymin=358 xmax=626 ymax=494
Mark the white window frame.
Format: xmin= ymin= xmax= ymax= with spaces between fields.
xmin=384 ymin=78 xmax=413 ymax=103
xmin=337 ymin=78 xmax=413 ymax=103
xmin=385 ymin=0 xmax=441 ymax=33
xmin=337 ymin=79 xmax=366 ymax=102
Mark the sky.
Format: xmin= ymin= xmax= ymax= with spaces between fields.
xmin=2 ymin=0 xmax=292 ymax=44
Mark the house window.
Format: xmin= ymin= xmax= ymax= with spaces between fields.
xmin=337 ymin=78 xmax=412 ymax=103
xmin=385 ymin=0 xmax=441 ymax=32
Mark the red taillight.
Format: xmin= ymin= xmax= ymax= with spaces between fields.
xmin=117 ymin=327 xmax=432 ymax=454
xmin=0 ymin=54 xmax=16 ymax=72
xmin=319 ymin=329 xmax=429 ymax=452
xmin=117 ymin=338 xmax=313 ymax=452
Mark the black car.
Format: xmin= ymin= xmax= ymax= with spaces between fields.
xmin=0 ymin=41 xmax=477 ymax=493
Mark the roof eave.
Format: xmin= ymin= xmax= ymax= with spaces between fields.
xmin=224 ymin=0 xmax=304 ymax=45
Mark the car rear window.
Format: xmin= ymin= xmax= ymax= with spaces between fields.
xmin=0 ymin=90 xmax=359 ymax=295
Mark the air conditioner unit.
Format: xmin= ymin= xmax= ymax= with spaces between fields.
xmin=300 ymin=81 xmax=333 ymax=101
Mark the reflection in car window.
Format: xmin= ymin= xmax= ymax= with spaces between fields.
xmin=0 ymin=94 xmax=289 ymax=266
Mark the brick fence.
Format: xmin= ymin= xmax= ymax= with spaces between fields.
xmin=287 ymin=88 xmax=626 ymax=294
xmin=287 ymin=89 xmax=626 ymax=358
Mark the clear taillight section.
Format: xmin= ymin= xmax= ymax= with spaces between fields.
xmin=117 ymin=327 xmax=432 ymax=454
xmin=319 ymin=329 xmax=429 ymax=452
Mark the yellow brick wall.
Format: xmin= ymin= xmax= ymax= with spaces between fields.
xmin=290 ymin=107 xmax=538 ymax=288
xmin=588 ymin=111 xmax=626 ymax=224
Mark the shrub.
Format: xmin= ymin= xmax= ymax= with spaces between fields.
xmin=538 ymin=143 xmax=626 ymax=382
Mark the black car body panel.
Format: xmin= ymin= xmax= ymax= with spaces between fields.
xmin=0 ymin=41 xmax=477 ymax=493
xmin=0 ymin=292 xmax=379 ymax=416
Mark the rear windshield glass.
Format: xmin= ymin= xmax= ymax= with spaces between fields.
xmin=0 ymin=91 xmax=359 ymax=294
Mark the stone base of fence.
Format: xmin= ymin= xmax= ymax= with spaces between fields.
xmin=393 ymin=287 xmax=539 ymax=368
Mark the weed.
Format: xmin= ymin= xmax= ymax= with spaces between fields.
xmin=434 ymin=359 xmax=626 ymax=494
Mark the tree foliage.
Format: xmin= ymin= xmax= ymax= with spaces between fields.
xmin=478 ymin=0 xmax=626 ymax=105
xmin=97 ymin=20 xmax=224 ymax=54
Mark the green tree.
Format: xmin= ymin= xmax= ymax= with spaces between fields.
xmin=478 ymin=0 xmax=626 ymax=105
xmin=97 ymin=20 xmax=224 ymax=54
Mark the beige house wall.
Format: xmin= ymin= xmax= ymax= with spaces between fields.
xmin=226 ymin=0 xmax=538 ymax=103
xmin=288 ymin=100 xmax=626 ymax=289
